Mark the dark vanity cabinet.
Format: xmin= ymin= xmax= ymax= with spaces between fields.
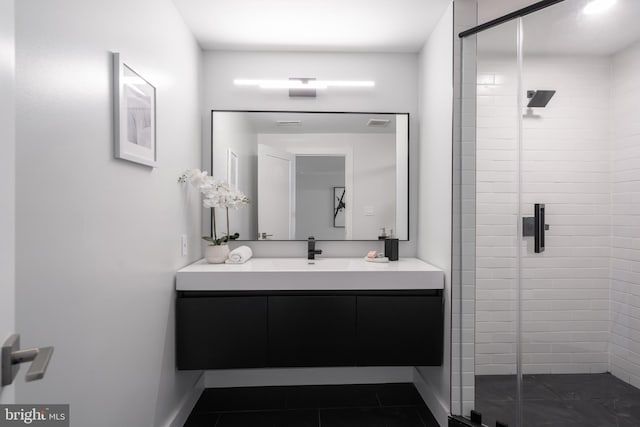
xmin=176 ymin=290 xmax=443 ymax=370
xmin=176 ymin=296 xmax=268 ymax=369
xmin=357 ymin=295 xmax=443 ymax=366
xmin=269 ymin=296 xmax=357 ymax=367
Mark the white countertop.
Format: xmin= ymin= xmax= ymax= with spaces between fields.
xmin=176 ymin=257 xmax=444 ymax=291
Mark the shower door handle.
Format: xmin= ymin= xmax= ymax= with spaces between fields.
xmin=523 ymin=203 xmax=549 ymax=253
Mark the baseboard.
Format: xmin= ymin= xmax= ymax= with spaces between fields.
xmin=413 ymin=368 xmax=449 ymax=427
xmin=166 ymin=373 xmax=205 ymax=427
xmin=205 ymin=367 xmax=414 ymax=388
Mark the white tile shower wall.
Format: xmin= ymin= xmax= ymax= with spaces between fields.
xmin=476 ymin=55 xmax=611 ymax=375
xmin=453 ymin=0 xmax=478 ymax=416
xmin=611 ymin=40 xmax=640 ymax=389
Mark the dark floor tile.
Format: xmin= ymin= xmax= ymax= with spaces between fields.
xmin=475 ymin=375 xmax=519 ymax=401
xmin=562 ymin=399 xmax=619 ymax=427
xmin=476 ymin=375 xmax=558 ymax=402
xmin=475 ymin=399 xmax=591 ymax=427
xmin=194 ymin=387 xmax=287 ymax=413
xmin=376 ymin=383 xmax=424 ymax=407
xmin=216 ymin=409 xmax=318 ymax=427
xmin=617 ymin=417 xmax=640 ymax=427
xmin=415 ymin=404 xmax=440 ymax=427
xmin=285 ymin=384 xmax=379 ymax=409
xmin=537 ymin=373 xmax=640 ymax=401
xmin=320 ymin=406 xmax=426 ymax=427
xmin=183 ymin=412 xmax=219 ymax=427
xmin=602 ymin=397 xmax=640 ymax=424
xmin=474 ymin=399 xmax=516 ymax=427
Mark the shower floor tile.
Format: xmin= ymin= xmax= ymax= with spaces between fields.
xmin=475 ymin=373 xmax=640 ymax=427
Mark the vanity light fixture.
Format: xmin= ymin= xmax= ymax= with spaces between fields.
xmin=234 ymin=77 xmax=374 ymax=98
xmin=233 ymin=78 xmax=375 ymax=90
xmin=583 ymin=0 xmax=617 ymax=15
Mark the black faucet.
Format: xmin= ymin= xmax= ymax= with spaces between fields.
xmin=307 ymin=236 xmax=322 ymax=261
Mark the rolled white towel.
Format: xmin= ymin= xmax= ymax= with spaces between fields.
xmin=225 ymin=245 xmax=253 ymax=264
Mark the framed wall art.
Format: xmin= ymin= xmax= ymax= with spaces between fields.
xmin=333 ymin=186 xmax=346 ymax=228
xmin=113 ymin=52 xmax=157 ymax=167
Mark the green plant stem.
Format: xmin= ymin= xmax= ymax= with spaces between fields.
xmin=226 ymin=207 xmax=230 ymax=244
xmin=212 ymin=207 xmax=218 ymax=243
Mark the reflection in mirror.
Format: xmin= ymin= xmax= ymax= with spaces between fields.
xmin=210 ymin=111 xmax=409 ymax=241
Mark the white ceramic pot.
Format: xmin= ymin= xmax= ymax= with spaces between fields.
xmin=205 ymin=244 xmax=230 ymax=264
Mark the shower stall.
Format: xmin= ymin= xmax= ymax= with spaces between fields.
xmin=453 ymin=0 xmax=640 ymax=425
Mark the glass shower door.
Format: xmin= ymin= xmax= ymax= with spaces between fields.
xmin=517 ymin=1 xmax=640 ymax=426
xmin=467 ymin=17 xmax=523 ymax=427
xmin=459 ymin=0 xmax=640 ymax=426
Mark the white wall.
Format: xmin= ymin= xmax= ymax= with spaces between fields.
xmin=475 ymin=55 xmax=611 ymax=375
xmin=416 ymin=4 xmax=453 ymax=426
xmin=15 ymin=1 xmax=203 ymax=426
xmin=611 ymin=40 xmax=640 ymax=389
xmin=211 ymin=112 xmax=258 ymax=241
xmin=202 ymin=51 xmax=418 ymax=257
xmin=0 ymin=0 xmax=15 ymax=404
xmin=260 ymin=133 xmax=397 ymax=241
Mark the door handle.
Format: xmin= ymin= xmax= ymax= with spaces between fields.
xmin=2 ymin=334 xmax=54 ymax=386
xmin=523 ymin=203 xmax=550 ymax=253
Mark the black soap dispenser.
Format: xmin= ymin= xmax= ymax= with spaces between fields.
xmin=384 ymin=229 xmax=399 ymax=261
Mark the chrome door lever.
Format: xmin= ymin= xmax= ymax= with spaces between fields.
xmin=2 ymin=334 xmax=54 ymax=386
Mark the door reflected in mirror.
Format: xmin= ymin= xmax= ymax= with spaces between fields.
xmin=210 ymin=111 xmax=409 ymax=241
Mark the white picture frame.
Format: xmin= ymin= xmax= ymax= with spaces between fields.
xmin=113 ymin=52 xmax=157 ymax=168
xmin=227 ymin=148 xmax=238 ymax=190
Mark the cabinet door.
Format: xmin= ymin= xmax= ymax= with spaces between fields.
xmin=268 ymin=296 xmax=357 ymax=367
xmin=357 ymin=296 xmax=443 ymax=366
xmin=176 ymin=296 xmax=268 ymax=369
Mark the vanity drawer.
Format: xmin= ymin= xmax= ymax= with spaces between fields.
xmin=176 ymin=296 xmax=268 ymax=370
xmin=356 ymin=295 xmax=443 ymax=366
xmin=268 ymin=296 xmax=357 ymax=367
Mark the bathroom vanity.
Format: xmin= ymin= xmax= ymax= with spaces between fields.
xmin=176 ymin=258 xmax=444 ymax=370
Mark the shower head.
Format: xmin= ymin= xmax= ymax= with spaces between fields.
xmin=527 ymin=90 xmax=556 ymax=108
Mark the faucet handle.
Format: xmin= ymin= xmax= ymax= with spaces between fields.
xmin=308 ymin=236 xmax=315 ymax=240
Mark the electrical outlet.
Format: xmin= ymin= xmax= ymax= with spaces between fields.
xmin=180 ymin=235 xmax=188 ymax=256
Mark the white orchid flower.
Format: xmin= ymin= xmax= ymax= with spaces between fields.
xmin=179 ymin=169 xmax=250 ymax=245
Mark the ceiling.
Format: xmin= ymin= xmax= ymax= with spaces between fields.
xmin=476 ymin=0 xmax=640 ymax=56
xmin=172 ymin=0 xmax=452 ymax=52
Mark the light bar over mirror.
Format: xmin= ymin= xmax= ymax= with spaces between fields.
xmin=209 ymin=111 xmax=409 ymax=241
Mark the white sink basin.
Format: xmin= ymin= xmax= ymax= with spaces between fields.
xmin=176 ymin=257 xmax=444 ymax=291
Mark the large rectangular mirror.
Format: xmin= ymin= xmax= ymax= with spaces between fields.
xmin=210 ymin=111 xmax=409 ymax=241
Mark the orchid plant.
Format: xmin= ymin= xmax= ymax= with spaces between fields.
xmin=179 ymin=169 xmax=250 ymax=246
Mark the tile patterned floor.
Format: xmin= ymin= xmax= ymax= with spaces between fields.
xmin=475 ymin=373 xmax=640 ymax=427
xmin=184 ymin=383 xmax=440 ymax=427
